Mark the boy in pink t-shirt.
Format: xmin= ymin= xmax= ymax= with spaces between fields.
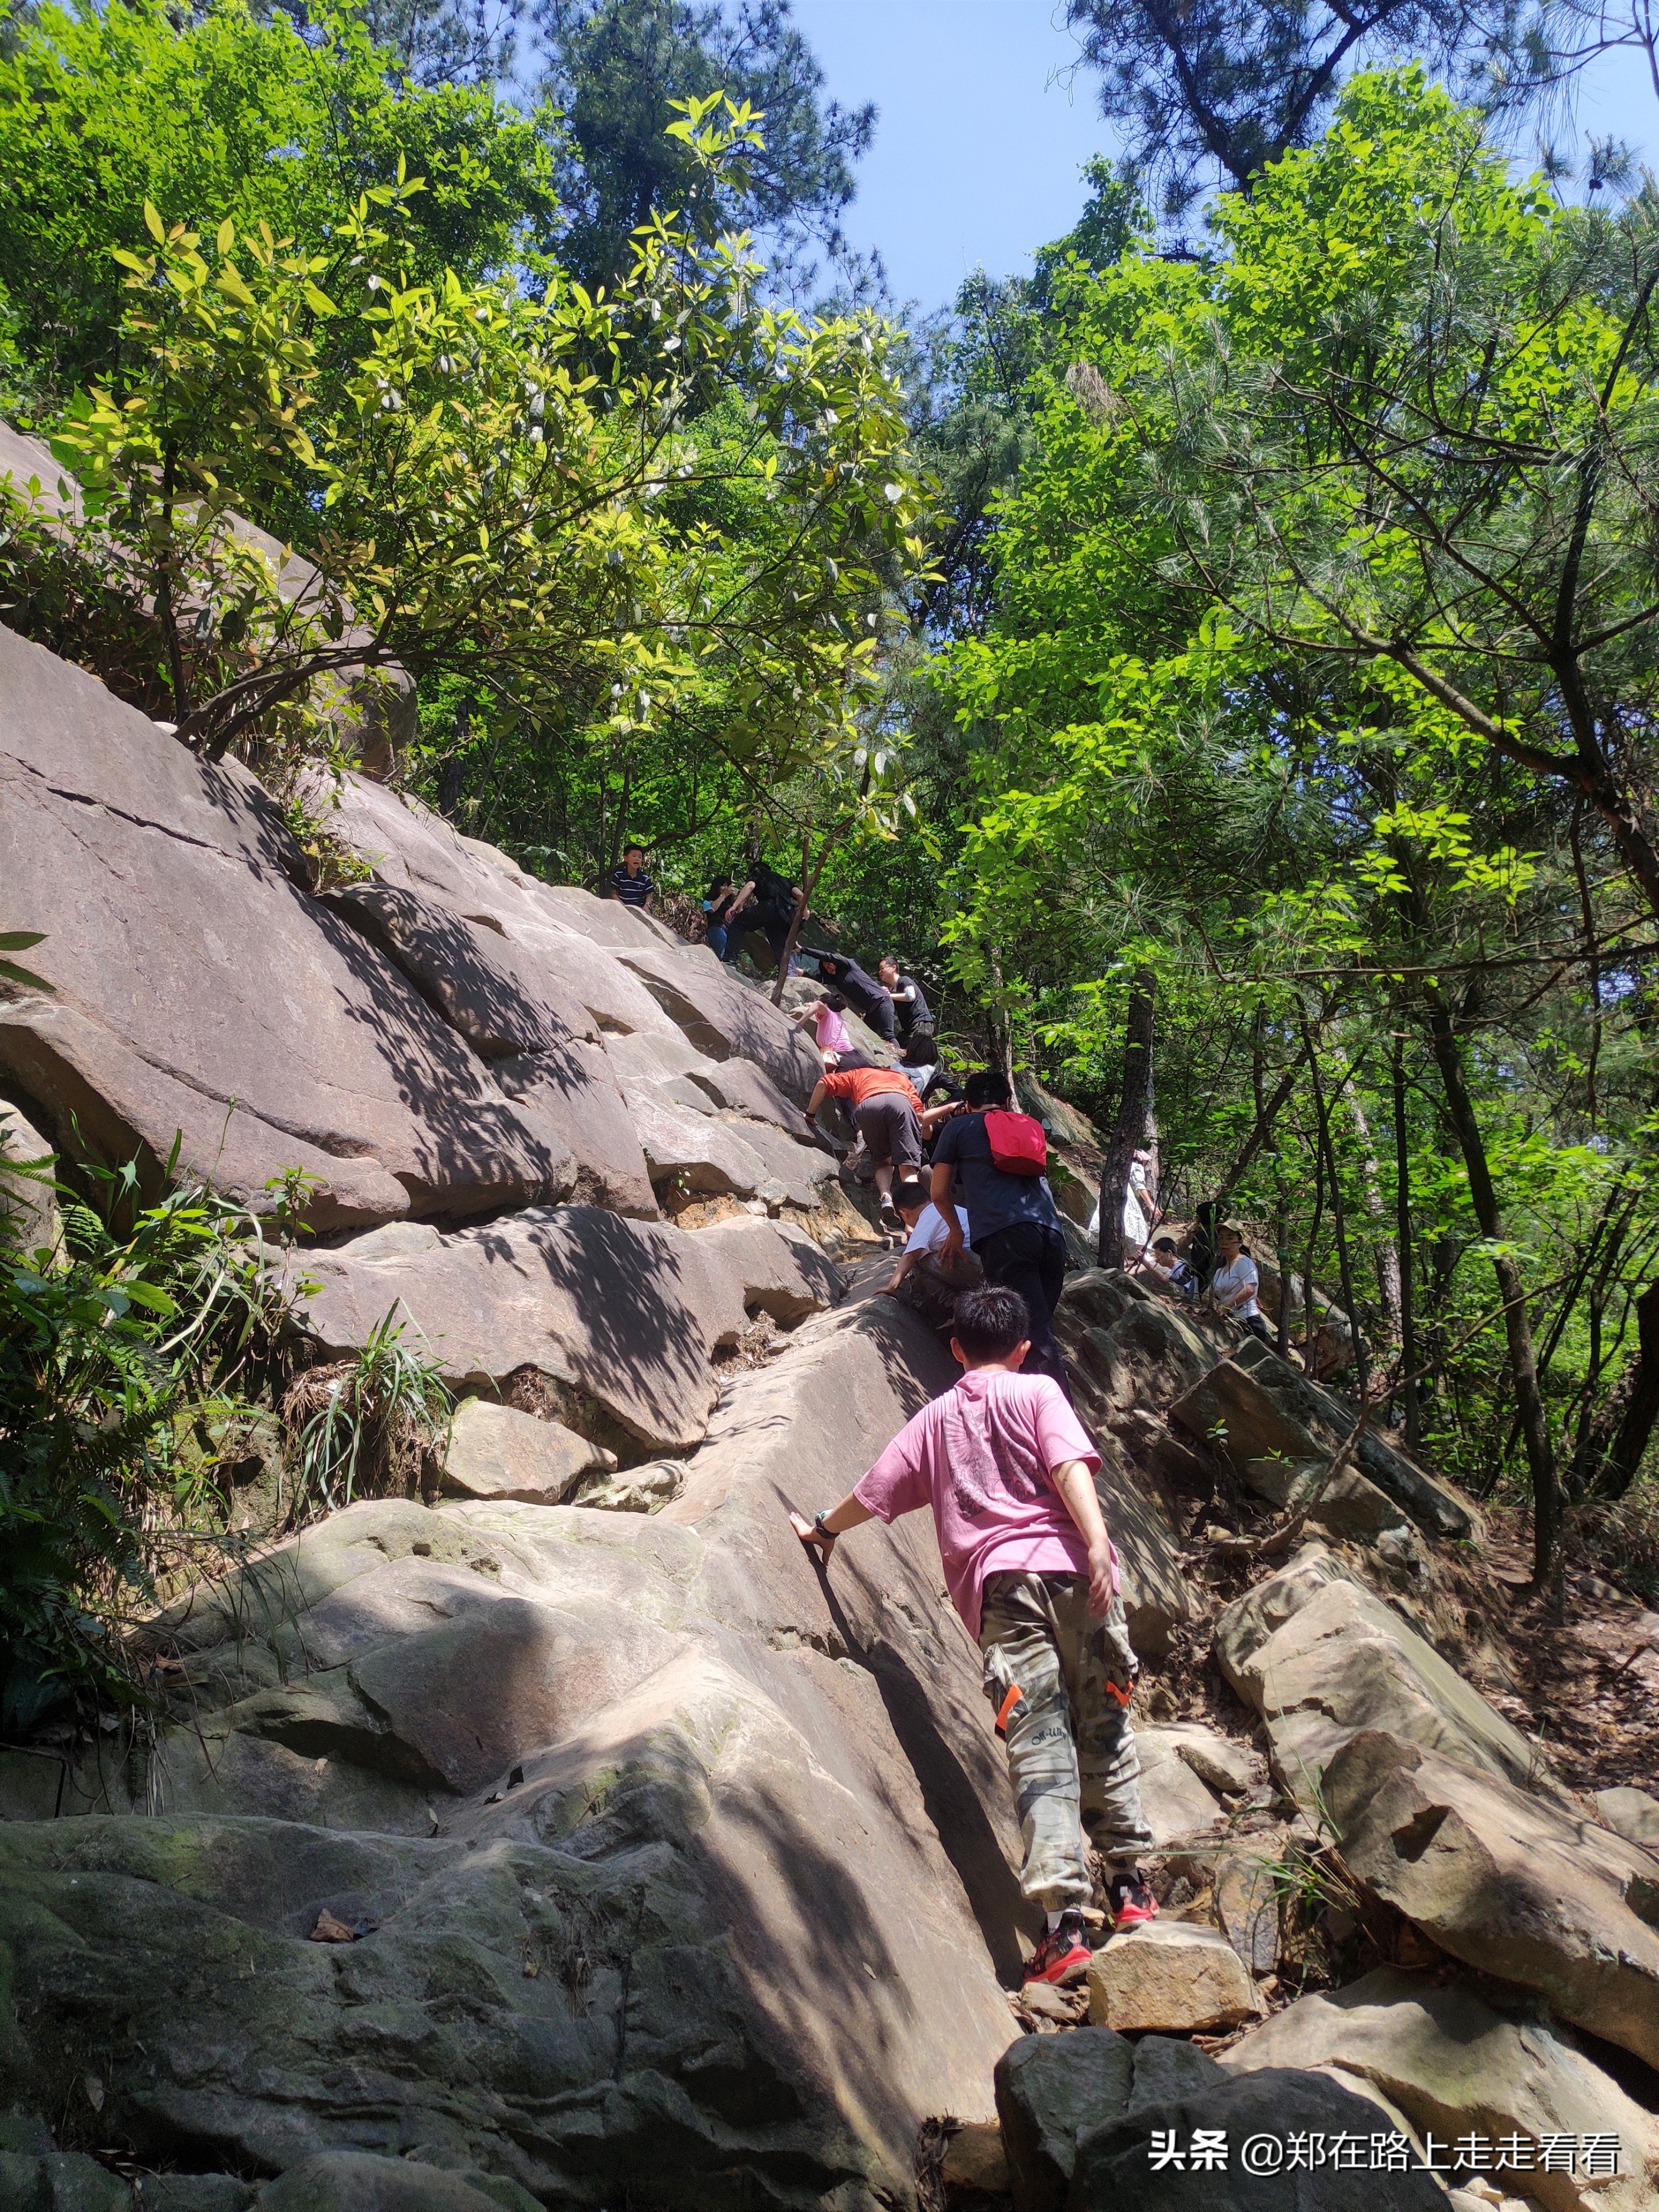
xmin=792 ymin=1284 xmax=1156 ymax=1987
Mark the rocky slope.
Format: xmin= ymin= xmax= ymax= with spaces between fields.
xmin=1 ymin=620 xmax=1658 ymax=2211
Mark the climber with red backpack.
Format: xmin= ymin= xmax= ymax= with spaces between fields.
xmin=928 ymin=1070 xmax=1076 ymax=1400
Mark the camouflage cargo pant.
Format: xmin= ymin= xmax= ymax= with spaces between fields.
xmin=979 ymin=1570 xmax=1154 ymax=1912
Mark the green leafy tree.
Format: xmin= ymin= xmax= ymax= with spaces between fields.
xmin=935 ymin=73 xmax=1659 ymax=1581
xmin=535 ymin=0 xmax=874 ymax=296
xmin=8 ymin=93 xmax=925 ymax=842
xmin=0 ymin=0 xmax=559 ymax=407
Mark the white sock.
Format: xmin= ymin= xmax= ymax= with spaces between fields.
xmin=1046 ymin=1908 xmax=1066 ymax=1932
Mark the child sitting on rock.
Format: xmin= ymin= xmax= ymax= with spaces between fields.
xmin=790 ymin=1283 xmax=1157 ymax=1987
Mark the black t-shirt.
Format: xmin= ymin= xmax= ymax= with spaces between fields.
xmin=930 ymin=1111 xmax=1062 ymax=1240
xmin=610 ymin=865 xmax=653 ymax=908
xmin=890 ymin=972 xmax=932 ymax=1036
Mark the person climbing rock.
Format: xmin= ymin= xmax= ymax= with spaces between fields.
xmin=880 ymin=1168 xmax=983 ymax=1330
xmin=718 ymin=853 xmax=805 ymax=973
xmin=796 ymin=991 xmax=853 ymax=1066
xmin=876 ymin=955 xmax=933 ymax=1050
xmin=801 ymin=949 xmax=897 ymax=1044
xmin=1209 ymin=1223 xmax=1271 ymax=1340
xmin=790 ymin=1284 xmax=1157 ymax=1987
xmin=805 ymin=1062 xmax=960 ymax=1228
xmin=1141 ymin=1236 xmax=1199 ymax=1302
xmin=928 ymin=1069 xmax=1074 ymax=1399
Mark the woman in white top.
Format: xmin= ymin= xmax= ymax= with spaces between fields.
xmin=1085 ymin=1148 xmax=1160 ymax=1260
xmin=1209 ymin=1224 xmax=1271 ymax=1341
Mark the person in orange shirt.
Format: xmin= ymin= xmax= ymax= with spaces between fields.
xmin=806 ymin=1063 xmax=961 ymax=1229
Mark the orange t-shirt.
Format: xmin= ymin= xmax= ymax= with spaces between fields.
xmin=821 ymin=1066 xmax=923 ymax=1111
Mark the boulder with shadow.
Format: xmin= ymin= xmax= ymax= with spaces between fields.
xmin=1324 ymin=1730 xmax=1659 ymax=2072
xmin=1214 ymin=1542 xmax=1576 ymax=1815
xmin=0 ymin=627 xmax=577 ymax=1234
xmin=1223 ymin=1966 xmax=1659 ymax=2212
xmin=292 ymin=1207 xmax=841 ymax=1454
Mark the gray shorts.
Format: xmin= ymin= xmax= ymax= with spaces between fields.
xmin=855 ymin=1090 xmax=922 ymax=1168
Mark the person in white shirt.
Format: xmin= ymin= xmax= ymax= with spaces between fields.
xmin=1209 ymin=1224 xmax=1271 ymax=1341
xmin=881 ymin=1172 xmax=982 ymax=1318
xmin=1085 ymin=1148 xmax=1161 ymax=1260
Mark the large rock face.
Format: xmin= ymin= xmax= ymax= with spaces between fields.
xmin=1171 ymin=1339 xmax=1474 ymax=1540
xmin=1324 ymin=1731 xmax=1659 ymax=2072
xmin=1214 ymin=1543 xmax=1571 ymax=1813
xmin=1224 ymin=1967 xmax=1659 ymax=2212
xmin=12 ymin=608 xmax=1651 ymax=2212
xmin=293 ymin=1207 xmax=841 ymax=1453
xmin=0 ymin=630 xmax=825 ymax=1234
xmin=0 ymin=1290 xmax=1027 ymax=2210
xmin=0 ymin=628 xmax=573 ymax=1232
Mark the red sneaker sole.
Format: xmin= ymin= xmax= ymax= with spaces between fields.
xmin=1024 ymin=1946 xmax=1092 ymax=1986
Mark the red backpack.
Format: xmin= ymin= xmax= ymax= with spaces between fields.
xmin=982 ymin=1108 xmax=1048 ymax=1176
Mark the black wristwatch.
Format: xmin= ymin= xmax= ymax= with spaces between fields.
xmin=813 ymin=1511 xmax=834 ymax=1539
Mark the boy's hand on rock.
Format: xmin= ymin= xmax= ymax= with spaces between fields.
xmin=789 ymin=1510 xmax=834 ymax=1561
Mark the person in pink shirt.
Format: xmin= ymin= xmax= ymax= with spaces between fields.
xmin=795 ymin=991 xmax=854 ymax=1065
xmin=791 ymin=1284 xmax=1157 ymax=1988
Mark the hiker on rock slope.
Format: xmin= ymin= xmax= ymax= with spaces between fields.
xmin=791 ymin=1282 xmax=1158 ymax=1988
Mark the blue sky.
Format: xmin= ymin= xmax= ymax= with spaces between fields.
xmin=788 ymin=0 xmax=1659 ymax=312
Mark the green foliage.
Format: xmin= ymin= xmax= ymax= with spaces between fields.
xmin=0 ymin=1131 xmax=286 ymax=1725
xmin=1061 ymin=0 xmax=1586 ymax=221
xmin=934 ymin=72 xmax=1659 ymax=1552
xmin=537 ymin=0 xmax=875 ymax=296
xmin=281 ymin=1307 xmax=450 ymax=1517
xmin=0 ymin=0 xmax=560 ymax=411
xmin=5 ymin=98 xmax=925 ymax=782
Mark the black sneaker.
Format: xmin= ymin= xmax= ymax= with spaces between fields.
xmin=1106 ymin=1868 xmax=1160 ymax=1931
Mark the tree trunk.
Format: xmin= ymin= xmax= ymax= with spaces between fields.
xmin=1422 ymin=986 xmax=1558 ymax=1577
xmin=770 ymin=834 xmax=831 ymax=1007
xmin=1392 ymin=1033 xmax=1421 ymax=1452
xmin=1300 ymin=1138 xmax=1325 ymax=1362
xmin=1273 ymin=1167 xmax=1295 ymax=1359
xmin=1304 ymin=1016 xmax=1368 ymax=1406
xmin=1572 ymin=1279 xmax=1659 ymax=1500
xmin=1342 ymin=1080 xmax=1402 ymax=1344
xmin=1096 ymin=969 xmax=1156 ymax=1271
xmin=1213 ymin=1037 xmax=1311 ymax=1209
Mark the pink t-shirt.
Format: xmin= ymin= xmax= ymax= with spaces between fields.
xmin=853 ymin=1369 xmax=1104 ymax=1641
xmin=815 ymin=1003 xmax=854 ymax=1053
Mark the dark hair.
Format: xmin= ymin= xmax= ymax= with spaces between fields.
xmin=878 ymin=953 xmax=899 ymax=970
xmin=834 ymin=1047 xmax=874 ymax=1072
xmin=952 ymin=1284 xmax=1031 ymax=1362
xmin=1153 ymin=1237 xmax=1177 ymax=1255
xmin=964 ymin=1069 xmax=1012 ymax=1110
xmin=822 ymin=992 xmax=848 ymax=1013
xmin=623 ymin=843 xmax=645 ymax=858
xmin=892 ymin=1171 xmax=928 ymax=1212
